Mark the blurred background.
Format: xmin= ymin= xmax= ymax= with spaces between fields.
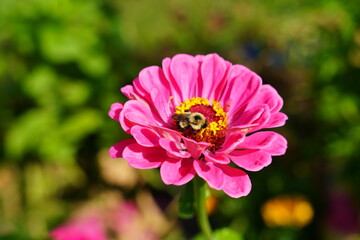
xmin=1 ymin=0 xmax=360 ymax=239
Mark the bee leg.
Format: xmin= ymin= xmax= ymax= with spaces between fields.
xmin=177 ymin=124 xmax=190 ymax=132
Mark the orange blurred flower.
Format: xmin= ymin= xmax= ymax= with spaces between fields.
xmin=261 ymin=195 xmax=314 ymax=228
xmin=205 ymin=194 xmax=218 ymax=215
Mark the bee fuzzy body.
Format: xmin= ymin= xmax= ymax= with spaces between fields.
xmin=173 ymin=111 xmax=208 ymax=132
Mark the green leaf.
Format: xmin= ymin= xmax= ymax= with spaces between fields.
xmin=60 ymin=108 xmax=103 ymax=143
xmin=39 ymin=24 xmax=97 ymax=63
xmin=178 ymin=182 xmax=195 ymax=219
xmin=194 ymin=227 xmax=243 ymax=240
xmin=78 ymin=52 xmax=110 ymax=77
xmin=59 ymin=80 xmax=90 ymax=106
xmin=5 ymin=108 xmax=55 ymax=160
xmin=214 ymin=228 xmax=243 ymax=240
xmin=23 ymin=65 xmax=57 ymax=105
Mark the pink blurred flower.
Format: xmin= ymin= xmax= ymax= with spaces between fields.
xmin=112 ymin=201 xmax=158 ymax=240
xmin=113 ymin=201 xmax=139 ymax=232
xmin=50 ymin=217 xmax=107 ymax=240
xmin=50 ymin=197 xmax=162 ymax=240
xmin=109 ymin=53 xmax=287 ymax=198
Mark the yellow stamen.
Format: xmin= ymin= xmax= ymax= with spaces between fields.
xmin=175 ymin=97 xmax=210 ymax=114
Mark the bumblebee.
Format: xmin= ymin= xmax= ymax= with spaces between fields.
xmin=173 ymin=111 xmax=208 ymax=132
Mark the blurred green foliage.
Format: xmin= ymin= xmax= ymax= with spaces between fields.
xmin=1 ymin=0 xmax=360 ymax=239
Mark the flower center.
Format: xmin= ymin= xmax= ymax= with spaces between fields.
xmin=172 ymin=97 xmax=228 ymax=150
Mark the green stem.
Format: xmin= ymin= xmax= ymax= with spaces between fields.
xmin=194 ymin=177 xmax=214 ymax=240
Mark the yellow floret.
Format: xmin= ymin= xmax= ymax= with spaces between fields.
xmin=175 ymin=97 xmax=210 ymax=114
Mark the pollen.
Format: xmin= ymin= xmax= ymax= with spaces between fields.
xmin=174 ymin=97 xmax=228 ymax=149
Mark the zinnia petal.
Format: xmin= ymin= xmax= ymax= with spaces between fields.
xmin=229 ymin=149 xmax=272 ymax=171
xmin=169 ymin=54 xmax=199 ymax=101
xmin=138 ymin=66 xmax=173 ymax=122
xmin=162 ymin=57 xmax=182 ymax=104
xmin=230 ymin=132 xmax=287 ymax=171
xmin=263 ymin=112 xmax=288 ymax=129
xmin=120 ymin=100 xmax=157 ymax=132
xmin=121 ymin=78 xmax=150 ymax=102
xmin=238 ymin=131 xmax=287 ymax=155
xmin=263 ymin=132 xmax=287 ymax=156
xmin=130 ymin=125 xmax=160 ymax=147
xmin=109 ymin=139 xmax=137 ymax=159
xmin=216 ymin=164 xmax=252 ymax=198
xmin=199 ymin=53 xmax=228 ymax=99
xmin=218 ymin=132 xmax=245 ymax=154
xmin=249 ymin=85 xmax=284 ymax=113
xmin=194 ymin=160 xmax=224 ymax=190
xmin=203 ymin=152 xmax=230 ymax=164
xmin=122 ymin=143 xmax=167 ymax=169
xmin=182 ymin=138 xmax=210 ymax=160
xmin=108 ymin=103 xmax=123 ymax=122
xmin=159 ymin=138 xmax=191 ymax=158
xmin=232 ymin=104 xmax=271 ymax=131
xmin=221 ymin=64 xmax=262 ymax=115
xmin=238 ymin=131 xmax=279 ymax=149
xmin=160 ymin=159 xmax=195 ymax=185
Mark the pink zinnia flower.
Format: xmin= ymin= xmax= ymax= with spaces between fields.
xmin=109 ymin=53 xmax=287 ymax=198
xmin=50 ymin=217 xmax=107 ymax=240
